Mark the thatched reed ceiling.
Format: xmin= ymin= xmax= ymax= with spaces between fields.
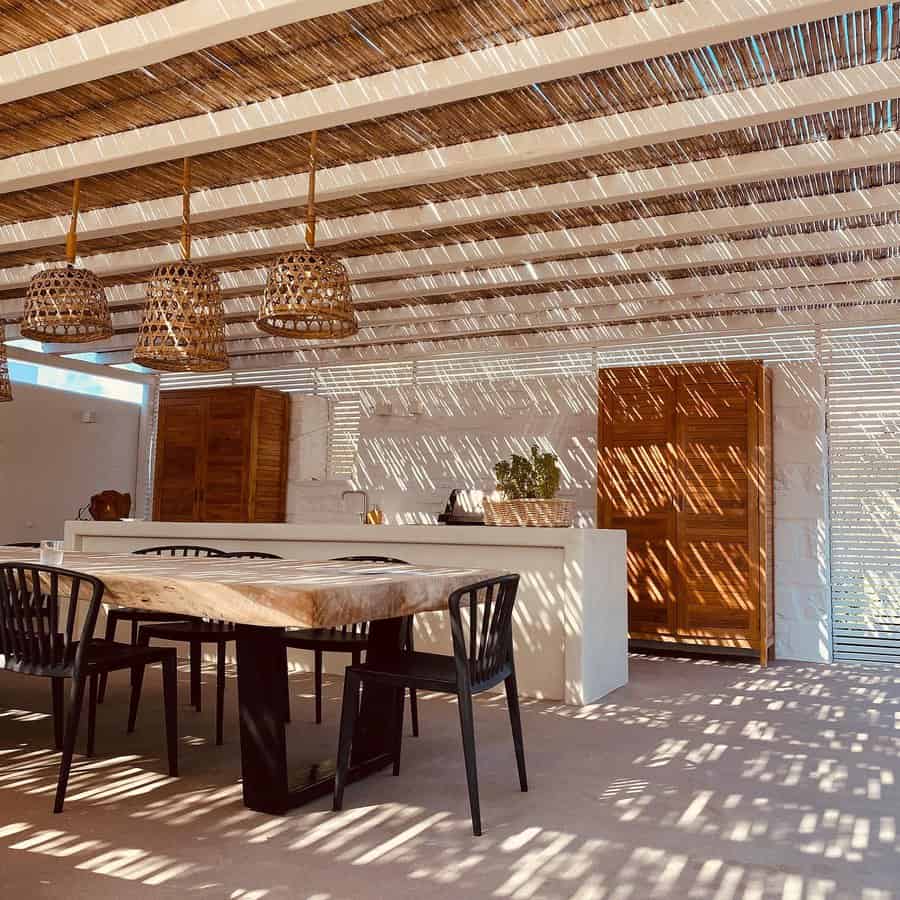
xmin=2 ymin=0 xmax=900 ymax=365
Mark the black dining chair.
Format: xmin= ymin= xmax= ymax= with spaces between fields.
xmin=129 ymin=549 xmax=274 ymax=746
xmin=333 ymin=574 xmax=525 ymax=836
xmin=283 ymin=556 xmax=419 ymax=735
xmin=0 ymin=561 xmax=178 ymax=813
xmin=97 ymin=545 xmax=228 ymax=706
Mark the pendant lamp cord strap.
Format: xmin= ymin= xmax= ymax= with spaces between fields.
xmin=306 ymin=131 xmax=318 ymax=249
xmin=65 ymin=179 xmax=81 ymax=265
xmin=181 ymin=157 xmax=192 ymax=261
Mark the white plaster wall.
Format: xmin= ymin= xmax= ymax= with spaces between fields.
xmin=0 ymin=382 xmax=142 ymax=542
xmin=771 ymin=363 xmax=832 ymax=663
xmin=353 ymin=376 xmax=598 ymax=525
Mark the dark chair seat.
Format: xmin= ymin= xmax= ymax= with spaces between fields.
xmin=284 ymin=627 xmax=368 ymax=653
xmin=138 ymin=620 xmax=235 ymax=641
xmin=350 ymin=650 xmax=460 ymax=691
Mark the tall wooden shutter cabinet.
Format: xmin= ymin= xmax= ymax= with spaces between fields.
xmin=153 ymin=387 xmax=290 ymax=523
xmin=597 ymin=361 xmax=774 ymax=664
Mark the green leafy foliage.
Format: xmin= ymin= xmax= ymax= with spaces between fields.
xmin=493 ymin=445 xmax=561 ymax=500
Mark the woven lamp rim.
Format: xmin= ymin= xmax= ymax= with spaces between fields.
xmin=20 ymin=263 xmax=114 ymax=344
xmin=0 ymin=332 xmax=11 ymax=403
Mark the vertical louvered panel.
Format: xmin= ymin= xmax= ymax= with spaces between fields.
xmin=824 ymin=324 xmax=900 ymax=663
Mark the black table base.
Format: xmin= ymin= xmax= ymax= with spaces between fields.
xmin=235 ymin=618 xmax=403 ymax=815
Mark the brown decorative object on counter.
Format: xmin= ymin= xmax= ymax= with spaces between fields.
xmin=20 ymin=179 xmax=113 ymax=344
xmin=0 ymin=327 xmax=12 ymax=403
xmin=89 ymin=490 xmax=132 ymax=521
xmin=133 ymin=158 xmax=227 ymax=372
xmin=483 ymin=498 xmax=574 ymax=528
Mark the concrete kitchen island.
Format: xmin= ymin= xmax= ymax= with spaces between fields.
xmin=64 ymin=521 xmax=627 ymax=705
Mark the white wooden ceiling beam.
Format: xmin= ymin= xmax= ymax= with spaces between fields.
xmin=0 ymin=1 xmax=382 ymax=105
xmin=0 ymin=0 xmax=884 ymax=193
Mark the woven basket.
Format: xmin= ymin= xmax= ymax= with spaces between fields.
xmin=483 ymin=499 xmax=574 ymax=528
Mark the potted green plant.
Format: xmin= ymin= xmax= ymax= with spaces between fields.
xmin=483 ymin=445 xmax=574 ymax=527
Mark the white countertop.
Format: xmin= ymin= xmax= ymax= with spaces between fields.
xmin=66 ymin=520 xmax=610 ymax=551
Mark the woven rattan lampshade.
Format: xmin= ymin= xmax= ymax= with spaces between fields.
xmin=133 ymin=159 xmax=227 ymax=372
xmin=0 ymin=327 xmax=12 ymax=403
xmin=257 ymin=132 xmax=358 ymax=339
xmin=20 ymin=180 xmax=113 ymax=344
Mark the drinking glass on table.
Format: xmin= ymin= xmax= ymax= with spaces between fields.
xmin=40 ymin=540 xmax=64 ymax=567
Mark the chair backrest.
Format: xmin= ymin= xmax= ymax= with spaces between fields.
xmin=4 ymin=542 xmax=40 ymax=548
xmin=133 ymin=545 xmax=228 ymax=558
xmin=226 ymin=551 xmax=283 ymax=560
xmin=0 ymin=562 xmax=104 ymax=675
xmin=448 ymin=574 xmax=520 ymax=690
xmin=329 ymin=556 xmax=409 ymax=636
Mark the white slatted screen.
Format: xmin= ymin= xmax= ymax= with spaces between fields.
xmin=824 ymin=324 xmax=900 ymax=663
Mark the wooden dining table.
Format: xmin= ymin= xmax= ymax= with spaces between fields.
xmin=0 ymin=547 xmax=503 ymax=814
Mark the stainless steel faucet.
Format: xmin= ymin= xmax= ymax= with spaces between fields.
xmin=342 ymin=489 xmax=369 ymax=524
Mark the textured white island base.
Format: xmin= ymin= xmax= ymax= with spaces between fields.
xmin=64 ymin=522 xmax=627 ymax=706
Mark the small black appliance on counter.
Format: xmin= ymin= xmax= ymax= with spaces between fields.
xmin=437 ymin=489 xmax=485 ymax=525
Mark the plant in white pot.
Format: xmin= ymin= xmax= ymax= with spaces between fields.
xmin=483 ymin=445 xmax=574 ymax=527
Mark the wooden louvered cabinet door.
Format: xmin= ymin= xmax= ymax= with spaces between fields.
xmin=674 ymin=365 xmax=758 ymax=647
xmin=152 ymin=395 xmax=205 ymax=522
xmin=597 ymin=367 xmax=678 ymax=639
xmin=153 ymin=387 xmax=290 ymax=523
xmin=202 ymin=390 xmax=252 ymax=522
xmin=597 ymin=361 xmax=773 ymax=664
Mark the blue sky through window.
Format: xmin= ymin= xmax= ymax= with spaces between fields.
xmin=8 ymin=357 xmax=144 ymax=405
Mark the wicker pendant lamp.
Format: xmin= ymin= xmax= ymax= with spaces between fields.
xmin=257 ymin=132 xmax=358 ymax=339
xmin=20 ymin=180 xmax=113 ymax=343
xmin=133 ymin=159 xmax=228 ymax=372
xmin=0 ymin=326 xmax=12 ymax=403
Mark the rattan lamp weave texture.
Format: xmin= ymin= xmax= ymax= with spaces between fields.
xmin=0 ymin=327 xmax=12 ymax=403
xmin=133 ymin=159 xmax=227 ymax=372
xmin=20 ymin=180 xmax=113 ymax=344
xmin=257 ymin=131 xmax=358 ymax=340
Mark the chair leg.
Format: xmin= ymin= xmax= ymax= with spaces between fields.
xmin=97 ymin=611 xmax=120 ymax=703
xmin=54 ymin=674 xmax=88 ymax=814
xmin=404 ymin=617 xmax=419 ymax=737
xmin=409 ymin=688 xmax=420 ymax=738
xmin=85 ymin=675 xmax=98 ymax=758
xmin=314 ymin=649 xmax=323 ymax=724
xmin=282 ymin=642 xmax=291 ymax=724
xmin=161 ymin=654 xmax=179 ymax=777
xmin=215 ymin=643 xmax=226 ymax=746
xmin=392 ymin=687 xmax=405 ymax=776
xmin=333 ymin=671 xmax=361 ymax=812
xmin=457 ymin=688 xmax=482 ymax=836
xmin=51 ymin=678 xmax=64 ymax=751
xmin=505 ymin=670 xmax=528 ymax=792
xmin=190 ymin=641 xmax=202 ymax=712
xmin=127 ymin=632 xmax=152 ymax=733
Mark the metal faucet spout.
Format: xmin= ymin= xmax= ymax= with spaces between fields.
xmin=342 ymin=490 xmax=369 ymax=524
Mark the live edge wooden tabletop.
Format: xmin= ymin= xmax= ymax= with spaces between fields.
xmin=0 ymin=548 xmax=505 ymax=628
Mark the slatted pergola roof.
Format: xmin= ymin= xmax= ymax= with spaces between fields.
xmin=1 ymin=0 xmax=900 ymax=368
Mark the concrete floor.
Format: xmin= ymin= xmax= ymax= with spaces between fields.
xmin=0 ymin=654 xmax=897 ymax=900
